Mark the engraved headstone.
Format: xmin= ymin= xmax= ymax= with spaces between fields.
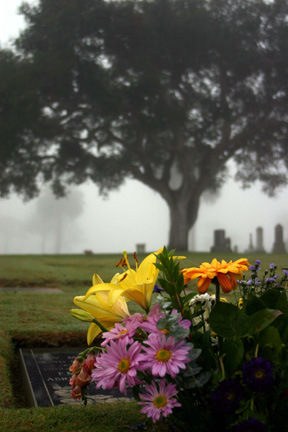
xmin=272 ymin=224 xmax=286 ymax=254
xmin=245 ymin=233 xmax=254 ymax=253
xmin=20 ymin=348 xmax=133 ymax=407
xmin=255 ymin=227 xmax=265 ymax=253
xmin=210 ymin=229 xmax=231 ymax=252
xmin=136 ymin=243 xmax=146 ymax=253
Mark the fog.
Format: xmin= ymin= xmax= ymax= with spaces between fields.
xmin=1 ymin=171 xmax=288 ymax=254
xmin=1 ymin=0 xmax=287 ymax=255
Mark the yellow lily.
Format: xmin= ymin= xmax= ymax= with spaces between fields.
xmin=72 ymin=272 xmax=129 ymax=345
xmin=83 ymin=248 xmax=163 ymax=312
xmin=73 ymin=290 xmax=130 ymax=345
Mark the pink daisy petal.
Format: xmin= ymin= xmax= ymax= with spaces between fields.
xmin=91 ymin=339 xmax=143 ymax=394
xmin=139 ymin=333 xmax=190 ymax=379
xmin=139 ymin=379 xmax=181 ymax=423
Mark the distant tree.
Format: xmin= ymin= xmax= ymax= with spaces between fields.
xmin=1 ymin=0 xmax=288 ymax=250
xmin=25 ymin=188 xmax=84 ymax=253
xmin=0 ymin=215 xmax=22 ymax=254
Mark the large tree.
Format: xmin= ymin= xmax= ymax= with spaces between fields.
xmin=1 ymin=0 xmax=288 ymax=250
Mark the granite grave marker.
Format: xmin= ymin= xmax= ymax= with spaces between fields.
xmin=210 ymin=229 xmax=231 ymax=252
xmin=255 ymin=227 xmax=265 ymax=253
xmin=272 ymin=224 xmax=286 ymax=254
xmin=20 ymin=347 xmax=133 ymax=407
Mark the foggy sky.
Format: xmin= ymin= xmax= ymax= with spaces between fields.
xmin=1 ymin=0 xmax=287 ymax=255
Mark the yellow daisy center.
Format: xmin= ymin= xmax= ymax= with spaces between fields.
xmin=155 ymin=349 xmax=172 ymax=362
xmin=226 ymin=392 xmax=235 ymax=401
xmin=255 ymin=369 xmax=265 ymax=379
xmin=153 ymin=395 xmax=167 ymax=408
xmin=118 ymin=330 xmax=128 ymax=336
xmin=118 ymin=358 xmax=130 ymax=374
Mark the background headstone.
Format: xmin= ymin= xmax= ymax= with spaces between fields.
xmin=245 ymin=233 xmax=254 ymax=253
xmin=272 ymin=224 xmax=286 ymax=254
xmin=210 ymin=229 xmax=231 ymax=252
xmin=255 ymin=226 xmax=265 ymax=253
xmin=136 ymin=243 xmax=146 ymax=253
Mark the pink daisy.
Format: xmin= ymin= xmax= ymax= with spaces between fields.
xmin=138 ymin=379 xmax=181 ymax=423
xmin=101 ymin=322 xmax=137 ymax=347
xmin=171 ymin=309 xmax=191 ymax=330
xmin=138 ymin=333 xmax=191 ymax=378
xmin=91 ymin=338 xmax=142 ymax=394
xmin=139 ymin=305 xmax=191 ymax=335
xmin=139 ymin=304 xmax=164 ymax=334
xmin=122 ymin=312 xmax=144 ymax=326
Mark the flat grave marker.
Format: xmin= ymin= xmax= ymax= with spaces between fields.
xmin=20 ymin=347 xmax=133 ymax=407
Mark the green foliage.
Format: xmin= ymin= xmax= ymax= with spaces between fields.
xmin=155 ymin=252 xmax=288 ymax=431
xmin=223 ymin=338 xmax=244 ymax=378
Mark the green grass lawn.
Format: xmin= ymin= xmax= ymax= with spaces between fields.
xmin=0 ymin=251 xmax=287 ymax=431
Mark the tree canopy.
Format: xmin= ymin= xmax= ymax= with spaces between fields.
xmin=1 ymin=0 xmax=288 ymax=249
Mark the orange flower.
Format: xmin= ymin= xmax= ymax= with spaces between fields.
xmin=182 ymin=258 xmax=250 ymax=294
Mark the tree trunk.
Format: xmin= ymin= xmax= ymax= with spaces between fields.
xmin=166 ymin=188 xmax=201 ymax=252
xmin=168 ymin=205 xmax=190 ymax=250
xmin=167 ymin=196 xmax=200 ymax=251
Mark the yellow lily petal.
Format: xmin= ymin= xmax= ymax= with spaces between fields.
xmin=87 ymin=322 xmax=103 ymax=346
xmin=92 ymin=273 xmax=104 ymax=285
xmin=82 ymin=283 xmax=117 ymax=301
xmin=73 ymin=291 xmax=130 ymax=344
xmin=112 ymin=248 xmax=163 ymax=310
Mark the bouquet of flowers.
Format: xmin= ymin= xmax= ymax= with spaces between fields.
xmin=69 ymin=247 xmax=288 ymax=431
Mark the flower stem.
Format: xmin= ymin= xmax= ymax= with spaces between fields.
xmin=175 ymin=293 xmax=184 ymax=318
xmin=219 ymin=355 xmax=225 ymax=381
xmin=214 ymin=279 xmax=224 ymax=357
xmin=215 ymin=279 xmax=220 ymax=304
xmin=255 ymin=343 xmax=259 ymax=358
xmin=92 ymin=318 xmax=109 ymax=333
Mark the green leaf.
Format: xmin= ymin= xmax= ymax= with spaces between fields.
xmin=245 ymin=293 xmax=266 ymax=315
xmin=158 ymin=278 xmax=174 ymax=295
xmin=259 ymin=326 xmax=283 ymax=360
xmin=272 ymin=314 xmax=288 ymax=343
xmin=276 ymin=290 xmax=288 ymax=315
xmin=223 ymin=337 xmax=244 ymax=378
xmin=260 ymin=289 xmax=279 ymax=307
xmin=247 ymin=308 xmax=278 ymax=335
xmin=176 ymin=272 xmax=184 ymax=294
xmin=182 ymin=292 xmax=197 ymax=304
xmin=208 ymin=302 xmax=249 ymax=338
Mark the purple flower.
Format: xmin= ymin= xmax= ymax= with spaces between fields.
xmin=211 ymin=379 xmax=243 ymax=413
xmin=234 ymin=418 xmax=268 ymax=431
xmin=249 ymin=265 xmax=256 ymax=271
xmin=242 ymin=357 xmax=273 ymax=392
xmin=269 ymin=263 xmax=275 ymax=269
xmin=283 ymin=269 xmax=288 ymax=277
xmin=255 ymin=260 xmax=261 ymax=265
xmin=153 ymin=284 xmax=163 ymax=293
